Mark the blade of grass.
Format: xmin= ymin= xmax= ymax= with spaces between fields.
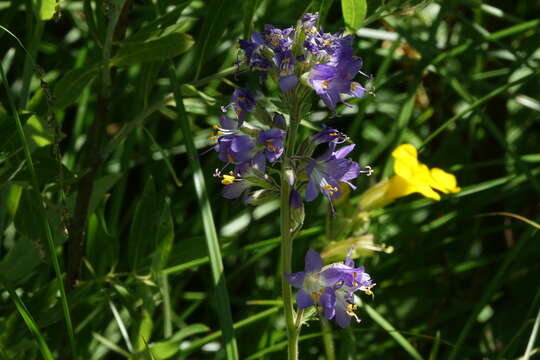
xmin=364 ymin=304 xmax=424 ymax=360
xmin=428 ymin=331 xmax=441 ymax=360
xmin=0 ymin=56 xmax=77 ymax=358
xmin=109 ymin=299 xmax=133 ymax=353
xmin=167 ymin=60 xmax=239 ymax=359
xmin=0 ymin=275 xmax=54 ymax=360
xmin=92 ymin=332 xmax=131 ymax=358
xmin=524 ymin=306 xmax=540 ymax=360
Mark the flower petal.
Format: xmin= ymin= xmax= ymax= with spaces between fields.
xmin=320 ymin=289 xmax=336 ymax=320
xmin=321 ymin=268 xmax=344 ymax=286
xmin=305 ymin=179 xmax=319 ymax=202
xmin=296 ymin=289 xmax=314 ymax=309
xmin=333 ymin=144 xmax=355 ymax=159
xmin=285 ymin=271 xmax=305 ymax=288
xmin=334 ymin=305 xmax=352 ymax=328
xmin=430 ymin=168 xmax=460 ymax=194
xmin=222 ymin=181 xmax=248 ymax=199
xmin=304 ymin=249 xmax=323 ymax=273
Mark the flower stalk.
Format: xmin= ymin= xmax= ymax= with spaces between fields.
xmin=280 ymin=97 xmax=301 ymax=360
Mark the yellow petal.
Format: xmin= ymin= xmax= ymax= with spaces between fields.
xmin=386 ymin=175 xmax=414 ymax=199
xmin=430 ymin=168 xmax=460 ymax=193
xmin=392 ymin=144 xmax=419 ymax=178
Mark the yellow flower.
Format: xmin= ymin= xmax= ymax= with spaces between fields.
xmin=360 ymin=144 xmax=460 ymax=210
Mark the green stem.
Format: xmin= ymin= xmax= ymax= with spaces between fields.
xmin=281 ymin=97 xmax=301 ymax=360
xmin=321 ymin=318 xmax=336 ymax=360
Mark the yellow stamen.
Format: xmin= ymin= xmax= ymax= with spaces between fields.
xmin=221 ymin=174 xmax=235 ymax=185
xmin=323 ymin=184 xmax=339 ymax=196
xmin=265 ymin=140 xmax=279 ymax=152
xmin=322 ymin=80 xmax=330 ymax=89
xmin=351 ymin=83 xmax=357 ymax=91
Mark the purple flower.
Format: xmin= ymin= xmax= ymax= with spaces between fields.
xmin=263 ymin=24 xmax=294 ymax=50
xmin=333 ymin=285 xmax=360 ymax=328
xmin=274 ymin=48 xmax=298 ymax=92
xmin=215 ymin=134 xmax=255 ymax=164
xmin=225 ymin=88 xmax=256 ymax=124
xmin=220 ymin=152 xmax=266 ymax=202
xmin=239 ymin=31 xmax=272 ymax=70
xmin=309 ymin=57 xmax=365 ymax=111
xmin=285 ymin=249 xmax=342 ymax=313
xmin=305 ymin=143 xmax=361 ymax=202
xmin=286 ymin=248 xmax=375 ymax=328
xmin=311 ymin=127 xmax=348 ymax=144
xmin=301 ymin=13 xmax=319 ymax=32
xmin=258 ymin=128 xmax=286 ymax=163
xmin=327 ymin=249 xmax=373 ymax=291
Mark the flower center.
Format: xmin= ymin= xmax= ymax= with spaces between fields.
xmin=303 ymin=272 xmax=325 ymax=301
xmin=265 ymin=140 xmax=279 ymax=152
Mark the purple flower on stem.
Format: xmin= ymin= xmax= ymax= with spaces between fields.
xmin=311 ymin=127 xmax=348 ymax=144
xmin=215 ymin=134 xmax=255 ymax=164
xmin=333 ymin=286 xmax=360 ymax=328
xmin=285 ymin=249 xmax=342 ymax=316
xmin=258 ymin=128 xmax=286 ymax=163
xmin=309 ymin=57 xmax=365 ymax=111
xmin=327 ymin=249 xmax=374 ymax=292
xmin=301 ymin=13 xmax=319 ymax=32
xmin=222 ymin=88 xmax=257 ymax=125
xmin=305 ymin=143 xmax=361 ymax=202
xmin=238 ymin=31 xmax=272 ymax=70
xmin=263 ymin=24 xmax=294 ymax=50
xmin=286 ymin=248 xmax=375 ymax=327
xmin=219 ymin=152 xmax=266 ymax=202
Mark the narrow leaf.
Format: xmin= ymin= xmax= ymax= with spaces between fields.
xmin=53 ymin=64 xmax=99 ymax=110
xmin=111 ymin=33 xmax=195 ymax=67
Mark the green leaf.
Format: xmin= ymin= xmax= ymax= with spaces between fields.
xmin=111 ymin=33 xmax=195 ymax=67
xmin=53 ymin=64 xmax=99 ymax=110
xmin=33 ymin=0 xmax=56 ymax=21
xmin=132 ymin=324 xmax=209 ymax=360
xmin=129 ymin=2 xmax=192 ymax=41
xmin=128 ymin=177 xmax=159 ymax=270
xmin=341 ymin=0 xmax=367 ymax=31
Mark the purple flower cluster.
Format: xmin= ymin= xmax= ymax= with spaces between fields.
xmin=239 ymin=12 xmax=368 ymax=111
xmin=286 ymin=249 xmax=374 ymax=328
xmin=213 ymin=14 xmax=372 ymax=208
xmin=213 ymin=89 xmax=286 ymax=203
